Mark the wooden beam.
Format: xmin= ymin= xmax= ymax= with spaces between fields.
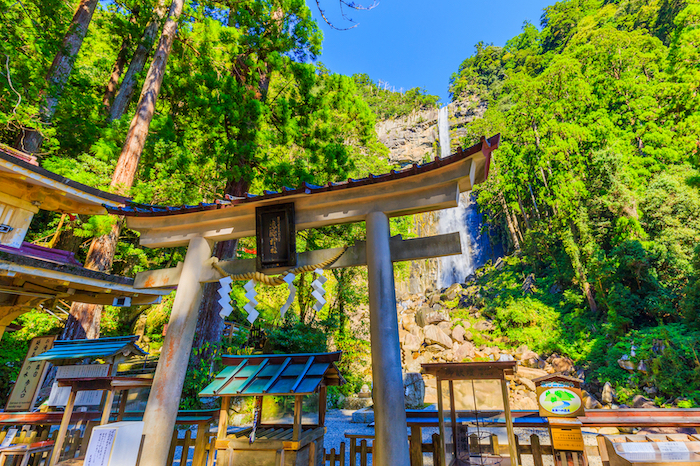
xmin=126 ymin=152 xmax=490 ymax=248
xmin=134 ymin=232 xmax=462 ymax=289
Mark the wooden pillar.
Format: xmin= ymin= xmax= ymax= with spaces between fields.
xmin=101 ymin=389 xmax=116 ymax=425
xmin=140 ymin=236 xmax=213 ymax=466
xmin=117 ymin=389 xmax=129 ymax=422
xmin=49 ymin=389 xmax=77 ymax=466
xmin=436 ymin=378 xmax=447 ymax=466
xmin=293 ymin=395 xmax=303 ymax=441
xmin=501 ymin=379 xmax=519 ymax=466
xmin=318 ymin=386 xmax=327 ymax=427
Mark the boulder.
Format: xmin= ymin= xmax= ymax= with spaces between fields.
xmin=424 ymin=325 xmax=453 ymax=348
xmin=437 ymin=321 xmax=452 ymax=337
xmin=452 ymin=325 xmax=466 ymax=342
xmin=498 ymin=353 xmax=515 ymax=362
xmin=403 ymin=333 xmax=422 ymax=352
xmin=637 ymin=360 xmax=648 ymax=374
xmin=632 ymin=395 xmax=655 ymax=408
xmin=617 ymin=355 xmax=635 ymax=372
xmin=344 ymin=395 xmax=373 ymax=410
xmin=551 ymin=357 xmax=575 ymax=374
xmin=444 ymin=283 xmax=463 ymax=301
xmin=425 ymin=344 xmax=446 ymax=353
xmin=643 ymin=386 xmax=658 ymax=396
xmin=474 ymin=320 xmax=495 ymax=332
xmin=454 ymin=341 xmax=476 ymax=361
xmin=511 ymin=394 xmax=538 ymax=410
xmin=402 ymin=313 xmax=417 ymax=332
xmin=518 ymin=376 xmax=537 ymax=392
xmin=602 ymin=382 xmax=616 ymax=404
xmin=582 ymin=390 xmax=603 ymax=409
xmin=599 ymin=427 xmax=620 ymax=435
xmin=403 ymin=373 xmax=425 ymax=409
xmin=464 ymin=331 xmax=474 ymax=341
xmin=416 ymin=308 xmax=448 ymax=327
xmin=517 ymin=366 xmax=548 ymax=380
xmin=522 ymin=274 xmax=537 ymax=294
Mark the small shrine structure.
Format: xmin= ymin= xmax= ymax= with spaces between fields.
xmin=29 ymin=335 xmax=150 ymax=466
xmin=0 ymin=145 xmax=169 ymax=339
xmin=200 ymin=351 xmax=344 ymax=466
xmin=109 ymin=134 xmax=500 ymax=466
xmin=422 ymin=361 xmax=519 ymax=466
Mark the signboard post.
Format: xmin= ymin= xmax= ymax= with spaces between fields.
xmin=534 ymin=374 xmax=588 ymax=466
xmin=5 ymin=335 xmax=56 ymax=412
xmin=255 ymin=203 xmax=296 ymax=270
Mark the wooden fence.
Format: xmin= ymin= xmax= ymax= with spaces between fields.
xmin=323 ymin=432 xmax=605 ymax=466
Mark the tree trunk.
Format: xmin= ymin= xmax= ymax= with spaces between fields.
xmin=111 ymin=0 xmax=184 ymax=191
xmin=499 ymin=193 xmax=521 ymax=250
xmin=61 ymin=219 xmax=122 ymax=339
xmin=62 ymin=0 xmax=183 ymax=340
xmin=102 ymin=36 xmax=132 ymax=113
xmin=18 ymin=0 xmax=99 ymax=154
xmin=109 ymin=2 xmax=167 ymax=122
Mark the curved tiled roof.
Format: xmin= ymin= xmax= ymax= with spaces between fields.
xmin=106 ymin=134 xmax=500 ymax=218
xmin=0 ymin=144 xmax=131 ymax=205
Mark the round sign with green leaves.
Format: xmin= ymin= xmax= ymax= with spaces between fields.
xmin=538 ymin=388 xmax=582 ymax=415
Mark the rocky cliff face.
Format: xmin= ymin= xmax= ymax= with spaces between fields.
xmin=374 ymin=98 xmax=486 ymax=166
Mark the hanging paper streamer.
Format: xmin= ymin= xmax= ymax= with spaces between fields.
xmin=217 ymin=276 xmax=234 ymax=319
xmin=243 ymin=279 xmax=259 ymax=324
xmin=279 ymin=273 xmax=296 ymax=318
xmin=311 ymin=268 xmax=327 ymax=312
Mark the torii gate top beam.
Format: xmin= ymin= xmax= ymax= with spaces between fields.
xmin=106 ymin=135 xmax=500 ymax=248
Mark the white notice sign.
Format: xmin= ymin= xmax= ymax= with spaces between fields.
xmin=620 ymin=443 xmax=655 ymax=453
xmin=0 ymin=428 xmax=18 ymax=448
xmin=48 ymin=364 xmax=110 ymax=407
xmin=657 ymin=442 xmax=689 ymax=453
xmin=83 ymin=428 xmax=117 ymax=466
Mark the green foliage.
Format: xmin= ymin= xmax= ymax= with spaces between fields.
xmin=448 ymin=0 xmax=700 ymax=400
xmin=352 ymin=73 xmax=440 ymax=119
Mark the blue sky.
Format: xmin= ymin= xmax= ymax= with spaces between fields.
xmin=311 ymin=0 xmax=553 ymax=104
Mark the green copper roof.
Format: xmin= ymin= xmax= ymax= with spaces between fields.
xmin=29 ymin=335 xmax=146 ymax=362
xmin=199 ymin=352 xmax=344 ymax=397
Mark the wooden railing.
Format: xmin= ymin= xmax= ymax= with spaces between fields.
xmin=325 ymin=431 xmax=608 ymax=466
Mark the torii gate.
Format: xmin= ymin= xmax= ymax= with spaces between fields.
xmin=109 ymin=134 xmax=500 ymax=466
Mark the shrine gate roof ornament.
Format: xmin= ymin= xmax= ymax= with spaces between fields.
xmin=106 ymin=134 xmax=500 ymax=248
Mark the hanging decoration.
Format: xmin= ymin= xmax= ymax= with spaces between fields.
xmin=243 ymin=280 xmax=259 ymax=324
xmin=311 ymin=268 xmax=327 ymax=312
xmin=211 ymin=246 xmax=347 ymax=325
xmin=217 ymin=276 xmax=233 ymax=319
xmin=280 ymin=273 xmax=296 ymax=318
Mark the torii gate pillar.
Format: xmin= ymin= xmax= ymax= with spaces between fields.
xmin=140 ymin=236 xmax=213 ymax=466
xmin=366 ymin=211 xmax=411 ymax=466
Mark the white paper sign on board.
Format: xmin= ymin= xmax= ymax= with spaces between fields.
xmin=0 ymin=428 xmax=18 ymax=448
xmin=83 ymin=428 xmax=117 ymax=466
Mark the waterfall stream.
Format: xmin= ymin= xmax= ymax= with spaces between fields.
xmin=436 ymin=106 xmax=495 ymax=288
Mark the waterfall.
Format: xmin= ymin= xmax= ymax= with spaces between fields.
xmin=438 ymin=106 xmax=451 ymax=158
xmin=436 ymin=106 xmax=495 ymax=288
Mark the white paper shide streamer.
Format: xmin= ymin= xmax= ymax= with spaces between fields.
xmin=243 ymin=279 xmax=259 ymax=323
xmin=311 ymin=268 xmax=327 ymax=312
xmin=279 ymin=273 xmax=296 ymax=318
xmin=217 ymin=276 xmax=233 ymax=319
